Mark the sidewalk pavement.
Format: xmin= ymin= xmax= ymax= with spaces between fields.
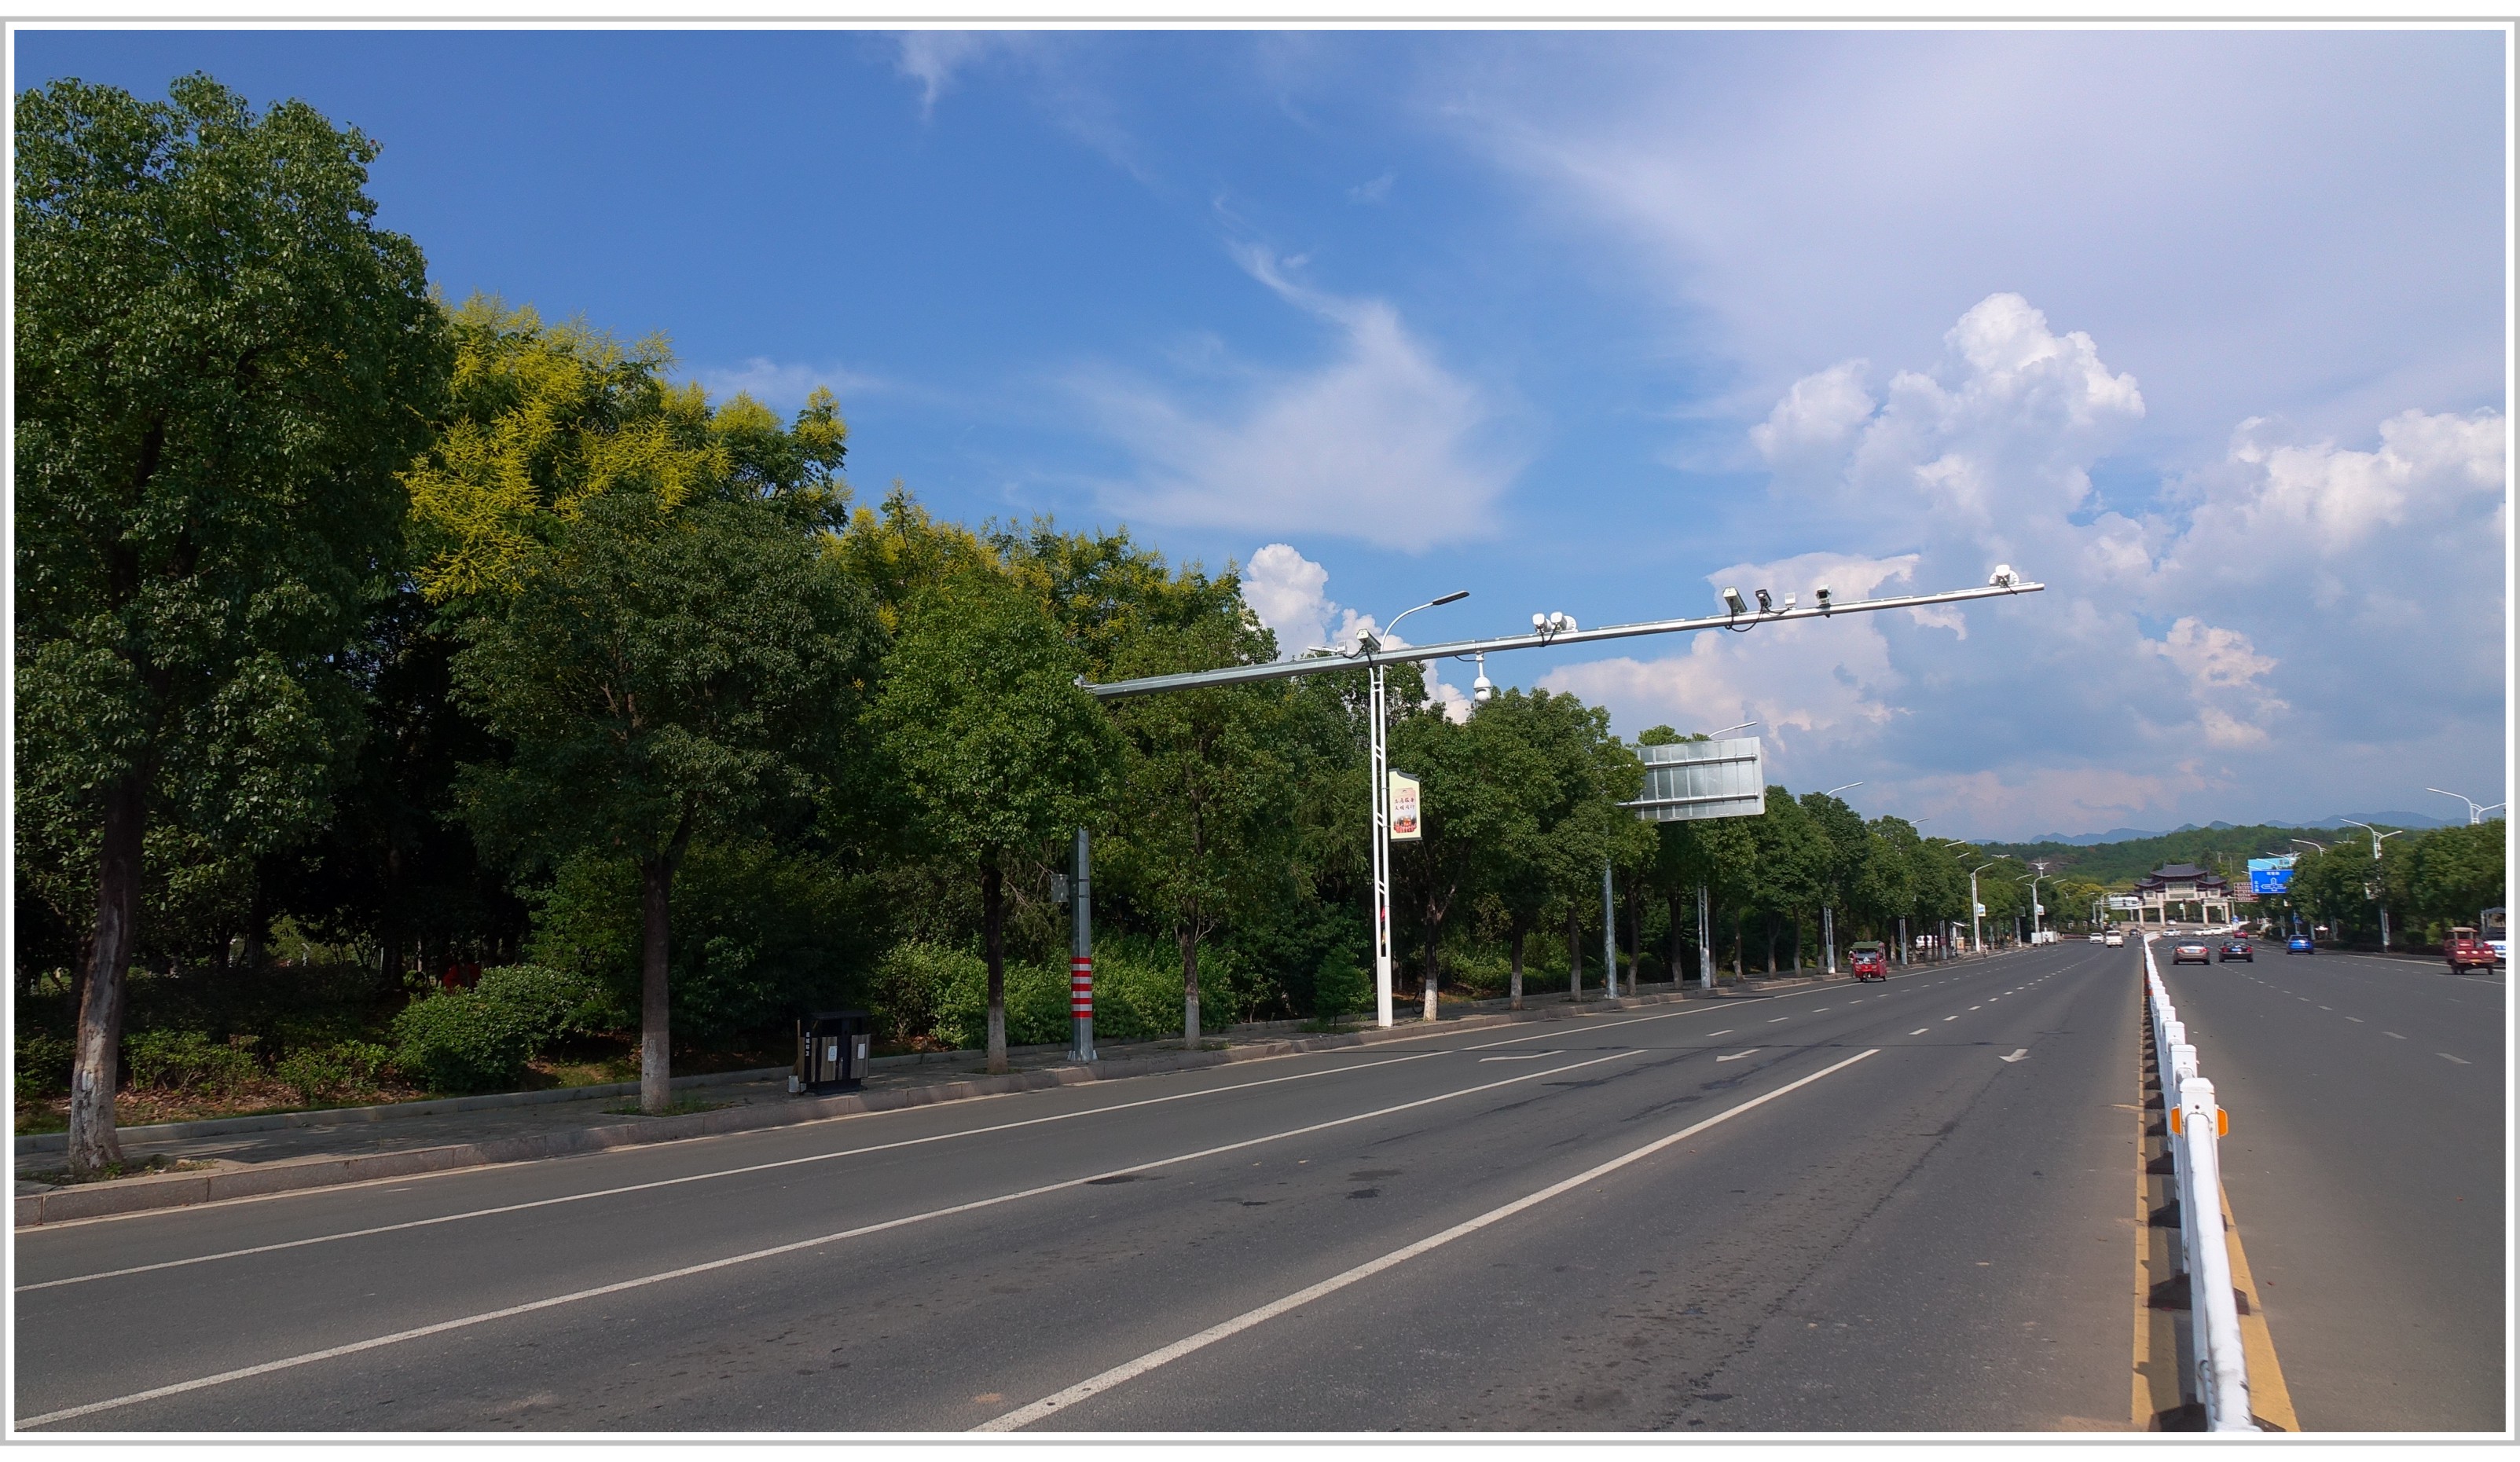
xmin=16 ymin=958 xmax=2008 ymax=1229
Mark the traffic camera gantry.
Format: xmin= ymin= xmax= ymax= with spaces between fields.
xmin=1068 ymin=564 xmax=2046 ymax=1035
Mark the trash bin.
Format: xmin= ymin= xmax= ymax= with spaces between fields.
xmin=795 ymin=1010 xmax=871 ymax=1094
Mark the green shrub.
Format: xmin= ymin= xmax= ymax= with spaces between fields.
xmin=390 ymin=990 xmax=537 ymax=1094
xmin=273 ymin=1042 xmax=392 ymax=1103
xmin=123 ymin=1030 xmax=263 ymax=1095
xmin=870 ymin=940 xmax=1192 ymax=1050
xmin=14 ymin=1030 xmax=75 ymax=1102
xmin=474 ymin=964 xmax=607 ymax=1046
xmin=1311 ymin=951 xmax=1372 ymax=1018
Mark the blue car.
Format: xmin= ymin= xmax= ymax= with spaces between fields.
xmin=2286 ymin=936 xmax=2314 ymax=955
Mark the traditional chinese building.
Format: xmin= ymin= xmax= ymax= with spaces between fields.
xmin=2127 ymin=863 xmax=2234 ymax=927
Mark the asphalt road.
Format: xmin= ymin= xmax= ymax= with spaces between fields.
xmin=17 ymin=944 xmax=2150 ymax=1433
xmin=2153 ymin=943 xmax=2507 ymax=1431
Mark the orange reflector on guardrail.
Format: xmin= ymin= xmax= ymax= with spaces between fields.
xmin=2168 ymin=1108 xmax=2231 ymax=1136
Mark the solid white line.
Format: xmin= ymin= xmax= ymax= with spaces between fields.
xmin=19 ymin=1050 xmax=1450 ymax=1292
xmin=1714 ymin=1050 xmax=1762 ymax=1063
xmin=974 ymin=1048 xmax=1883 ymax=1432
xmin=13 ymin=1047 xmax=1642 ymax=1429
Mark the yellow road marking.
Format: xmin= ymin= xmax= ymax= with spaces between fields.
xmin=2221 ymin=1183 xmax=2299 ymax=1431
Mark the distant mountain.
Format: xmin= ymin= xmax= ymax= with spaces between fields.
xmin=2024 ymin=812 xmax=2453 ymax=845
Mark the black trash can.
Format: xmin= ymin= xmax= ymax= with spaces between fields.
xmin=796 ymin=1010 xmax=871 ymax=1094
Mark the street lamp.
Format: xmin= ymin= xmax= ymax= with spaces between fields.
xmin=2289 ymin=837 xmax=2326 ymax=853
xmin=2340 ymin=819 xmax=2405 ymax=951
xmin=2426 ymin=788 xmax=2507 ymax=825
xmin=1824 ymin=782 xmax=1864 ymax=797
xmin=1359 ymin=591 xmax=1469 ymax=1027
xmin=1944 ymin=844 xmax=2009 ymax=955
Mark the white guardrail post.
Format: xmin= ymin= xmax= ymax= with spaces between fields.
xmin=2143 ymin=934 xmax=2255 ymax=1431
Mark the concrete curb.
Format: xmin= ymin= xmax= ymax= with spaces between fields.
xmin=13 ymin=970 xmax=1888 ymax=1229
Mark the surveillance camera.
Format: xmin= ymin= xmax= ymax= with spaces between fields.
xmin=1755 ymin=588 xmax=1774 ymax=612
xmin=1781 ymin=592 xmax=1796 ymax=610
xmin=1531 ymin=612 xmax=1548 ymax=630
xmin=1814 ymin=584 xmax=1831 ymax=604
xmin=1989 ymin=563 xmax=2016 ymax=588
xmin=1473 ymin=676 xmax=1493 ymax=704
xmin=1557 ymin=613 xmax=1577 ymax=632
xmin=1722 ymin=587 xmax=1748 ymax=616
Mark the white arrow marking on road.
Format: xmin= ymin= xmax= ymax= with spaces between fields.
xmin=1715 ymin=1049 xmax=1763 ymax=1062
xmin=2001 ymin=1049 xmax=2029 ymax=1063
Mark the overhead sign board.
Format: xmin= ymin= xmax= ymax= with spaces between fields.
xmin=1625 ymin=737 xmax=1766 ymax=823
xmin=2247 ymin=856 xmax=2295 ymax=896
xmin=1388 ymin=771 xmax=1422 ymax=842
xmin=2107 ymin=895 xmax=2144 ymax=911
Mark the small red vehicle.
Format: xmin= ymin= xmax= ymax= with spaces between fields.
xmin=2445 ymin=926 xmax=2500 ymax=974
xmin=1848 ymin=941 xmax=1888 ymax=982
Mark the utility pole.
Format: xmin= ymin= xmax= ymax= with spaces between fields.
xmin=1067 ymin=827 xmax=1095 ymax=1063
xmin=1601 ymin=859 xmax=1618 ymax=998
xmin=1698 ymin=883 xmax=1713 ymax=989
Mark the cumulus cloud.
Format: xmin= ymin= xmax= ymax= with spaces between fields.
xmin=1077 ymin=249 xmax=1518 ymax=551
xmin=1541 ymin=291 xmax=2505 ymax=833
xmin=1241 ymin=542 xmax=1474 ymax=720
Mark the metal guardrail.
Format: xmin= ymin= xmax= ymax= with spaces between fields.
xmin=2143 ymin=933 xmax=2254 ymax=1430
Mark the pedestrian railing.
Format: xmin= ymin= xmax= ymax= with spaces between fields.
xmin=2143 ymin=934 xmax=2254 ymax=1431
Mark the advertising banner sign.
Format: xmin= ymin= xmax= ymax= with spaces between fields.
xmin=1388 ymin=771 xmax=1422 ymax=842
xmin=2107 ymin=895 xmax=2144 ymax=911
xmin=2247 ymin=856 xmax=2296 ymax=895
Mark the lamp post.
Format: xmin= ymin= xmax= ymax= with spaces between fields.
xmin=1817 ymin=782 xmax=1862 ymax=976
xmin=2340 ymin=819 xmax=2404 ymax=951
xmin=2426 ymin=788 xmax=2507 ymax=825
xmin=1948 ymin=842 xmax=2008 ymax=954
xmin=1363 ymin=592 xmax=1469 ymax=1028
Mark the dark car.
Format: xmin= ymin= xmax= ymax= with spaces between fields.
xmin=2171 ymin=941 xmax=2210 ymax=965
xmin=2286 ymin=936 xmax=2315 ymax=955
xmin=2218 ymin=940 xmax=2253 ymax=962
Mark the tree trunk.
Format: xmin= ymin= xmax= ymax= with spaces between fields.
xmin=1733 ymin=908 xmax=1744 ymax=981
xmin=69 ymin=775 xmax=147 ymax=1176
xmin=240 ymin=865 xmax=270 ymax=971
xmin=982 ymin=854 xmax=1008 ymax=1073
xmin=1765 ymin=912 xmax=1777 ymax=975
xmin=639 ymin=855 xmax=675 ymax=1114
xmin=1421 ymin=900 xmax=1440 ymax=1024
xmin=1567 ymin=902 xmax=1583 ymax=999
xmin=1180 ymin=925 xmax=1201 ymax=1047
xmin=1624 ymin=878 xmax=1642 ymax=986
xmin=1667 ymin=889 xmax=1689 ymax=987
xmin=1790 ymin=911 xmax=1802 ymax=973
xmin=1509 ymin=923 xmax=1526 ymax=1009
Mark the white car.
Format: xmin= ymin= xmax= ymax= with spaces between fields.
xmin=2104 ymin=932 xmax=2126 ymax=947
xmin=2087 ymin=932 xmax=2104 ymax=944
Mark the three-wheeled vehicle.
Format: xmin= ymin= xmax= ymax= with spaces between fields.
xmin=1848 ymin=940 xmax=1888 ymax=982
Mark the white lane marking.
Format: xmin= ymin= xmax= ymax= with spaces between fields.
xmin=974 ymin=1048 xmax=1885 ymax=1432
xmin=1943 ymin=1016 xmax=1960 ymax=1023
xmin=17 ymin=1048 xmax=1451 ymax=1292
xmin=1908 ymin=1028 xmax=1930 ymax=1036
xmin=2319 ymin=1006 xmax=2331 ymax=1011
xmin=1969 ymin=1005 xmax=1982 ymax=1010
xmin=17 ymin=1047 xmax=1642 ymax=1428
xmin=1767 ymin=1017 xmax=1790 ymax=1024
xmin=1476 ymin=1055 xmax=1544 ymax=1062
xmin=2438 ymin=1053 xmax=2470 ymax=1065
xmin=1702 ymin=1030 xmax=1734 ymax=1039
xmin=1714 ymin=1050 xmax=1763 ymax=1063
xmin=2000 ymin=1049 xmax=2030 ymax=1064
xmin=1451 ymin=958 xmax=1949 ymax=1053
xmin=2346 ymin=1017 xmax=2364 ymax=1024
xmin=2386 ymin=1032 xmax=2407 ymax=1039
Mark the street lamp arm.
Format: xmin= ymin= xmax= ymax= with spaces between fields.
xmin=1080 ymin=577 xmax=2048 ymax=698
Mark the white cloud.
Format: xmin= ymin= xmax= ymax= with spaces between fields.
xmin=1348 ymin=170 xmax=1396 ymax=203
xmin=690 ymin=358 xmax=886 ymax=414
xmin=1077 ymin=250 xmax=1518 ymax=551
xmin=1240 ymin=542 xmax=1473 ymax=719
xmin=894 ymin=32 xmax=1006 ymax=117
xmin=1537 ymin=290 xmax=2506 ymax=834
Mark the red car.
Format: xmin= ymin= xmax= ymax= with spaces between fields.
xmin=1848 ymin=941 xmax=1888 ymax=981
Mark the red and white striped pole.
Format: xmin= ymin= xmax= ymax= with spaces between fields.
xmin=1068 ymin=826 xmax=1095 ymax=1062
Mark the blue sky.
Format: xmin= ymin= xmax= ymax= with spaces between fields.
xmin=14 ymin=27 xmax=2510 ymax=837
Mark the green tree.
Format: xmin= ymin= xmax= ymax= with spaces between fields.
xmin=14 ymin=75 xmax=450 ymax=1172
xmin=878 ymin=566 xmax=1120 ymax=1072
xmin=423 ymin=306 xmax=873 ymax=1112
xmin=1799 ymin=789 xmax=1872 ymax=963
xmin=1746 ymin=788 xmax=1829 ymax=973
xmin=2404 ymin=821 xmax=2505 ymax=939
xmin=1103 ymin=601 xmax=1286 ymax=1043
xmin=1471 ymin=691 xmax=1622 ymax=1007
